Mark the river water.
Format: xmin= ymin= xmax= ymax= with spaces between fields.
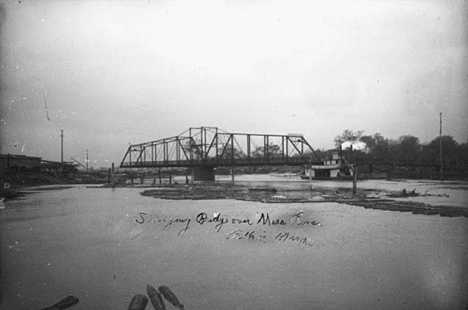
xmin=1 ymin=177 xmax=467 ymax=310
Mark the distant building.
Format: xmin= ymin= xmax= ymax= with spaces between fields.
xmin=0 ymin=154 xmax=78 ymax=174
xmin=40 ymin=160 xmax=78 ymax=173
xmin=0 ymin=154 xmax=42 ymax=173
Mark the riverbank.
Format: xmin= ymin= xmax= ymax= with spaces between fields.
xmin=0 ymin=171 xmax=110 ymax=201
xmin=0 ymin=173 xmax=68 ymax=201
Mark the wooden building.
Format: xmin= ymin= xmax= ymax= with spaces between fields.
xmin=0 ymin=154 xmax=42 ymax=173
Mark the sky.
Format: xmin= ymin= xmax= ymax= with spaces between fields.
xmin=1 ymin=0 xmax=467 ymax=167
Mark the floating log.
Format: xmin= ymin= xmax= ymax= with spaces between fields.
xmin=158 ymin=286 xmax=185 ymax=310
xmin=388 ymin=188 xmax=419 ymax=198
xmin=39 ymin=296 xmax=79 ymax=310
xmin=147 ymin=285 xmax=166 ymax=310
xmin=128 ymin=294 xmax=148 ymax=310
xmin=248 ymin=187 xmax=277 ymax=193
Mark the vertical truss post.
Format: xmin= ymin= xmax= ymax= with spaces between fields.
xmin=166 ymin=141 xmax=169 ymax=162
xmin=189 ymin=138 xmax=193 ymax=163
xmin=231 ymin=134 xmax=235 ymax=181
xmin=136 ymin=146 xmax=140 ymax=167
xmin=137 ymin=147 xmax=140 ymax=166
xmin=189 ymin=127 xmax=193 ymax=164
xmin=282 ymin=136 xmax=285 ymax=160
xmin=204 ymin=127 xmax=207 ymax=159
xmin=129 ymin=148 xmax=132 ymax=167
xmin=247 ymin=134 xmax=251 ymax=164
xmin=286 ymin=137 xmax=289 ymax=163
xmin=215 ymin=128 xmax=219 ymax=162
xmin=231 ymin=134 xmax=234 ymax=165
xmin=200 ymin=127 xmax=204 ymax=161
xmin=141 ymin=146 xmax=144 ymax=167
xmin=176 ymin=137 xmax=180 ymax=163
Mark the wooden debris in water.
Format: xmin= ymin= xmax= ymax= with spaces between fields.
xmin=248 ymin=187 xmax=277 ymax=193
xmin=388 ymin=188 xmax=419 ymax=198
xmin=158 ymin=286 xmax=185 ymax=310
xmin=128 ymin=294 xmax=148 ymax=310
xmin=147 ymin=285 xmax=166 ymax=310
xmin=39 ymin=295 xmax=79 ymax=310
xmin=139 ymin=184 xmax=468 ymax=217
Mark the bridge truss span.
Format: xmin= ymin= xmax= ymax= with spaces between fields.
xmin=120 ymin=127 xmax=321 ymax=169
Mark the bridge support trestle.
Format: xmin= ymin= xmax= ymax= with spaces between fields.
xmin=193 ymin=166 xmax=215 ymax=181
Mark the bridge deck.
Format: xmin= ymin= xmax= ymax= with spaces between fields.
xmin=120 ymin=156 xmax=316 ymax=168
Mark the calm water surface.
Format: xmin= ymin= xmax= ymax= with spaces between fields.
xmin=1 ymin=180 xmax=467 ymax=310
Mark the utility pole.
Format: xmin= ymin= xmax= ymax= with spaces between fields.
xmin=86 ymin=148 xmax=89 ymax=172
xmin=439 ymin=112 xmax=443 ymax=180
xmin=351 ymin=144 xmax=357 ymax=195
xmin=60 ymin=129 xmax=64 ymax=171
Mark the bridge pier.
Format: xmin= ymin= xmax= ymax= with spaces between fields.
xmin=192 ymin=166 xmax=215 ymax=181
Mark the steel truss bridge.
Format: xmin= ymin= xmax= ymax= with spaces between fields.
xmin=120 ymin=127 xmax=321 ymax=180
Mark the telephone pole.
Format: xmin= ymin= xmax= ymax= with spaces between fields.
xmin=86 ymin=148 xmax=89 ymax=172
xmin=60 ymin=129 xmax=64 ymax=171
xmin=439 ymin=113 xmax=443 ymax=180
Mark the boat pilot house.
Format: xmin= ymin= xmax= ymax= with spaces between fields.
xmin=304 ymin=150 xmax=350 ymax=179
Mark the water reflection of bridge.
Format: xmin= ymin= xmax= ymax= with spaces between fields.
xmin=120 ymin=127 xmax=322 ymax=180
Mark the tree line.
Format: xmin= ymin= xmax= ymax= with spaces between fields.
xmin=322 ymin=130 xmax=468 ymax=179
xmin=181 ymin=131 xmax=467 ymax=178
